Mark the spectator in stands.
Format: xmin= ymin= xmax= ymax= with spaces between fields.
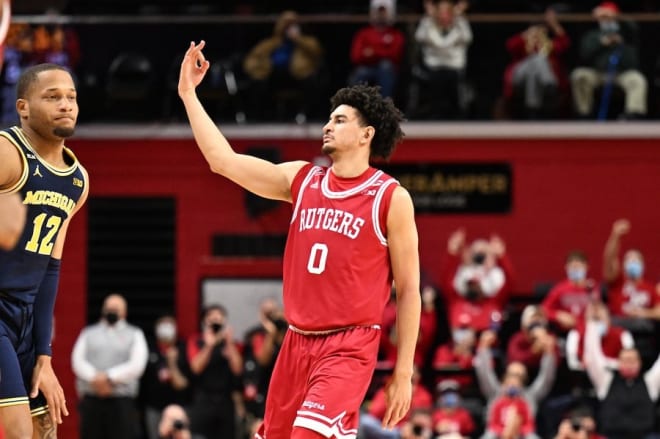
xmin=140 ymin=314 xmax=192 ymax=439
xmin=358 ymin=366 xmax=432 ymax=438
xmin=440 ymin=228 xmax=513 ymax=333
xmin=158 ymin=404 xmax=204 ymax=439
xmin=186 ymin=304 xmax=243 ymax=439
xmin=566 ymin=300 xmax=634 ymax=371
xmin=583 ymin=302 xmax=660 ymax=439
xmin=502 ymin=7 xmax=570 ymax=119
xmin=507 ymin=305 xmax=553 ymax=373
xmin=71 ymin=293 xmax=149 ymax=439
xmin=348 ymin=0 xmax=405 ymax=99
xmin=243 ymin=10 xmax=323 ymax=122
xmin=552 ymin=406 xmax=606 ymax=439
xmin=474 ymin=329 xmax=556 ymax=420
xmin=380 ymin=284 xmax=438 ymax=369
xmin=432 ymin=313 xmax=476 ymax=389
xmin=602 ymin=218 xmax=660 ymax=331
xmin=570 ymin=1 xmax=647 ymax=119
xmin=242 ymin=296 xmax=287 ymax=419
xmin=541 ymin=250 xmax=599 ymax=334
xmin=410 ymin=0 xmax=472 ymax=119
xmin=1 ymin=23 xmax=36 ymax=126
xmin=432 ymin=379 xmax=476 ymax=439
xmin=399 ymin=408 xmax=435 ymax=439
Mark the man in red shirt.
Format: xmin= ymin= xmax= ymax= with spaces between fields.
xmin=432 ymin=380 xmax=475 ymax=439
xmin=602 ymin=219 xmax=660 ymax=330
xmin=506 ymin=305 xmax=554 ymax=372
xmin=179 ymin=42 xmax=421 ymax=439
xmin=359 ymin=367 xmax=432 ymax=438
xmin=441 ymin=228 xmax=513 ymax=332
xmin=348 ymin=0 xmax=405 ymax=98
xmin=541 ymin=250 xmax=599 ymax=333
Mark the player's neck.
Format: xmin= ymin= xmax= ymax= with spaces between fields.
xmin=329 ymin=157 xmax=370 ymax=179
xmin=20 ymin=127 xmax=67 ymax=166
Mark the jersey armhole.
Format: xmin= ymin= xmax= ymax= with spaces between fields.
xmin=0 ymin=131 xmax=29 ymax=194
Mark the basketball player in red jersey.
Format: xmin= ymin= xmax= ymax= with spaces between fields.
xmin=179 ymin=41 xmax=421 ymax=439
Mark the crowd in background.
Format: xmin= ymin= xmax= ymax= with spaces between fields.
xmin=4 ymin=0 xmax=660 ymax=124
xmin=64 ymin=217 xmax=660 ymax=439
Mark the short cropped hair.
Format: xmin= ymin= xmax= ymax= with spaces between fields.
xmin=566 ymin=250 xmax=588 ymax=264
xmin=16 ymin=63 xmax=71 ymax=99
xmin=330 ymin=84 xmax=404 ymax=160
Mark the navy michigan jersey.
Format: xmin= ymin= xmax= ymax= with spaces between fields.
xmin=0 ymin=127 xmax=86 ymax=304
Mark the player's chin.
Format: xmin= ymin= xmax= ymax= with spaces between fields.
xmin=52 ymin=126 xmax=76 ymax=138
xmin=321 ymin=144 xmax=336 ymax=155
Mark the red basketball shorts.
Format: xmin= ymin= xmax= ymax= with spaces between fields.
xmin=256 ymin=325 xmax=380 ymax=439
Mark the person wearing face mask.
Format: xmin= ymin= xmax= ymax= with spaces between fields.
xmin=583 ymin=302 xmax=660 ymax=439
xmin=432 ymin=380 xmax=475 ymax=439
xmin=570 ymin=1 xmax=647 ymax=120
xmin=71 ymin=293 xmax=149 ymax=439
xmin=432 ymin=314 xmax=476 ymax=389
xmin=541 ymin=250 xmax=598 ymax=333
xmin=185 ymin=304 xmax=243 ymax=439
xmin=347 ymin=0 xmax=405 ymax=99
xmin=506 ymin=305 xmax=558 ymax=373
xmin=475 ymin=329 xmax=556 ymax=434
xmin=566 ymin=301 xmax=634 ymax=371
xmin=442 ymin=228 xmax=514 ymax=332
xmin=139 ymin=315 xmax=192 ymax=439
xmin=603 ymin=218 xmax=660 ymax=331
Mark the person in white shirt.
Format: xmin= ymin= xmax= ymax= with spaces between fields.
xmin=583 ymin=302 xmax=660 ymax=439
xmin=71 ymin=293 xmax=149 ymax=439
xmin=412 ymin=0 xmax=472 ymax=119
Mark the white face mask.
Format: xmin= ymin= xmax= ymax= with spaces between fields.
xmin=156 ymin=322 xmax=176 ymax=341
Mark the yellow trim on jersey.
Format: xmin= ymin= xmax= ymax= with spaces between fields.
xmin=0 ymin=396 xmax=30 ymax=407
xmin=0 ymin=130 xmax=30 ymax=195
xmin=31 ymin=405 xmax=49 ymax=417
xmin=12 ymin=127 xmax=79 ymax=177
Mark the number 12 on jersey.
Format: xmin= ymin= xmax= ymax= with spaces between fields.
xmin=25 ymin=213 xmax=62 ymax=255
xmin=307 ymin=243 xmax=328 ymax=274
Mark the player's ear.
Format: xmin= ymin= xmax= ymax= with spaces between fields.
xmin=16 ymin=99 xmax=29 ymax=120
xmin=360 ymin=126 xmax=375 ymax=144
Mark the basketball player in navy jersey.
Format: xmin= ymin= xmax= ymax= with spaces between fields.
xmin=0 ymin=63 xmax=89 ymax=438
xmin=179 ymin=41 xmax=421 ymax=439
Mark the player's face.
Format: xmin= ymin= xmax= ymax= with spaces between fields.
xmin=19 ymin=69 xmax=78 ymax=139
xmin=322 ymin=105 xmax=368 ymax=156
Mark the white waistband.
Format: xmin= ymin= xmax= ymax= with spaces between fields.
xmin=288 ymin=324 xmax=381 ymax=336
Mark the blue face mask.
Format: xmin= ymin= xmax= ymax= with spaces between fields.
xmin=567 ymin=267 xmax=586 ymax=283
xmin=600 ymin=20 xmax=620 ymax=34
xmin=505 ymin=386 xmax=520 ymax=398
xmin=452 ymin=328 xmax=473 ymax=344
xmin=440 ymin=392 xmax=459 ymax=408
xmin=595 ymin=321 xmax=608 ymax=337
xmin=624 ymin=260 xmax=643 ymax=279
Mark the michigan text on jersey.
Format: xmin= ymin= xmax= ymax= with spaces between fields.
xmin=23 ymin=190 xmax=76 ymax=215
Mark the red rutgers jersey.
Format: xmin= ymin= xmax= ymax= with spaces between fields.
xmin=283 ymin=164 xmax=398 ymax=331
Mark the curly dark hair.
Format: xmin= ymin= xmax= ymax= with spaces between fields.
xmin=17 ymin=63 xmax=72 ymax=99
xmin=329 ymin=84 xmax=405 ymax=160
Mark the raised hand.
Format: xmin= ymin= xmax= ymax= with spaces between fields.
xmin=178 ymin=40 xmax=211 ymax=97
xmin=611 ymin=218 xmax=630 ymax=237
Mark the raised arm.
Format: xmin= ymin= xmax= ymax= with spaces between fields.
xmin=603 ymin=219 xmax=629 ymax=283
xmin=382 ymin=186 xmax=421 ymax=429
xmin=178 ymin=41 xmax=306 ymax=202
